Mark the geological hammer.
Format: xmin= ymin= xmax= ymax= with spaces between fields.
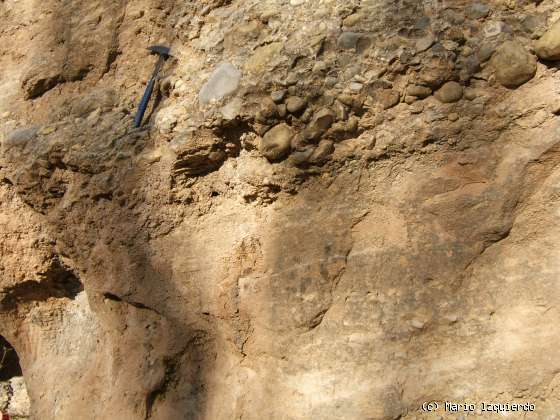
xmin=134 ymin=45 xmax=172 ymax=128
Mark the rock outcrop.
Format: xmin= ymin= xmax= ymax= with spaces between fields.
xmin=1 ymin=0 xmax=560 ymax=419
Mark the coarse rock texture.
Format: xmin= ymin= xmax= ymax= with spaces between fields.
xmin=2 ymin=1 xmax=560 ymax=419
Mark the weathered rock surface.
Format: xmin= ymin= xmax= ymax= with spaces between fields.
xmin=2 ymin=0 xmax=560 ymax=419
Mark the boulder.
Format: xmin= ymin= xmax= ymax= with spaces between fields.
xmin=490 ymin=41 xmax=536 ymax=88
xmin=535 ymin=20 xmax=560 ymax=60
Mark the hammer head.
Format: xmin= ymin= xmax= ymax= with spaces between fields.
xmin=147 ymin=45 xmax=171 ymax=58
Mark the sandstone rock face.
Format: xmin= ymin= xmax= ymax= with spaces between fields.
xmin=2 ymin=0 xmax=560 ymax=419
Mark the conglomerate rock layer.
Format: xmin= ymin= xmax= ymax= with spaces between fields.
xmin=1 ymin=0 xmax=560 ymax=419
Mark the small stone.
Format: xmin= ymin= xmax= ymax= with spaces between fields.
xmin=38 ymin=125 xmax=57 ymax=135
xmin=404 ymin=95 xmax=417 ymax=104
xmin=285 ymin=73 xmax=299 ymax=86
xmin=256 ymin=97 xmax=279 ymax=124
xmin=535 ymin=20 xmax=560 ymax=60
xmin=334 ymin=101 xmax=348 ymax=121
xmin=304 ymin=109 xmax=335 ymax=141
xmin=221 ymin=97 xmax=243 ymax=120
xmin=410 ymin=102 xmax=424 ymax=114
xmin=144 ymin=149 xmax=162 ymax=164
xmin=415 ymin=34 xmax=435 ymax=53
xmin=478 ymin=43 xmax=496 ymax=62
xmin=329 ymin=121 xmax=347 ymax=136
xmin=245 ymin=42 xmax=283 ymax=74
xmin=130 ymin=9 xmax=145 ymax=19
xmin=209 ymin=150 xmax=226 ymax=163
xmin=259 ymin=123 xmax=294 ymax=161
xmin=291 ymin=133 xmax=307 ymax=151
xmin=286 ymin=96 xmax=307 ymax=114
xmin=377 ymin=89 xmax=400 ymax=109
xmin=522 ymin=14 xmax=546 ymax=39
xmin=463 ymin=88 xmax=477 ymax=100
xmin=441 ymin=40 xmax=459 ymax=52
xmin=300 ymin=108 xmax=313 ymax=123
xmin=337 ymin=32 xmax=363 ymax=50
xmin=349 ymin=82 xmax=363 ymax=92
xmin=3 ymin=126 xmax=39 ymax=149
xmin=343 ymin=13 xmax=363 ymax=27
xmin=461 ymin=46 xmax=474 ymax=56
xmin=277 ymin=104 xmax=287 ymax=118
xmin=549 ymin=101 xmax=560 ymax=115
xmin=254 ymin=123 xmax=271 ymax=136
xmin=444 ymin=10 xmax=464 ymax=25
xmin=312 ymin=61 xmax=327 ymax=73
xmin=415 ymin=16 xmax=431 ymax=30
xmin=270 ymin=90 xmax=286 ymax=103
xmin=490 ymin=41 xmax=536 ymax=88
xmin=86 ymin=108 xmax=102 ymax=125
xmin=324 ymin=76 xmax=338 ymax=88
xmin=483 ymin=21 xmax=505 ymax=38
xmin=311 ymin=108 xmax=335 ymax=131
xmin=338 ymin=94 xmax=354 ymax=107
xmin=445 ymin=314 xmax=459 ymax=324
xmin=466 ymin=3 xmax=490 ymax=20
xmin=346 ymin=116 xmax=359 ymax=133
xmin=309 ymin=140 xmax=334 ymax=163
xmin=1 ymin=112 xmax=10 ymax=119
xmin=290 ymin=147 xmax=314 ymax=165
xmin=411 ymin=319 xmax=425 ymax=329
xmin=434 ymin=81 xmax=463 ymax=103
xmin=290 ymin=0 xmax=306 ymax=5
xmin=462 ymin=55 xmax=481 ymax=78
xmin=6 ymin=377 xmax=30 ymax=418
xmin=407 ymin=85 xmax=432 ymax=99
xmin=448 ymin=112 xmax=459 ymax=121
xmin=199 ymin=62 xmax=241 ymax=105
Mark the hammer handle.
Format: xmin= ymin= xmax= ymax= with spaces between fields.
xmin=134 ymin=77 xmax=156 ymax=128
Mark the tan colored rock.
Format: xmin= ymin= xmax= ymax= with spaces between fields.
xmin=259 ymin=123 xmax=294 ymax=161
xmin=342 ymin=13 xmax=363 ymax=27
xmin=491 ymin=41 xmax=537 ymax=88
xmin=244 ymin=42 xmax=283 ymax=73
xmin=434 ymin=81 xmax=463 ymax=103
xmin=285 ymin=96 xmax=307 ymax=114
xmin=407 ymin=85 xmax=432 ymax=99
xmin=535 ymin=20 xmax=560 ymax=60
xmin=377 ymin=89 xmax=400 ymax=109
